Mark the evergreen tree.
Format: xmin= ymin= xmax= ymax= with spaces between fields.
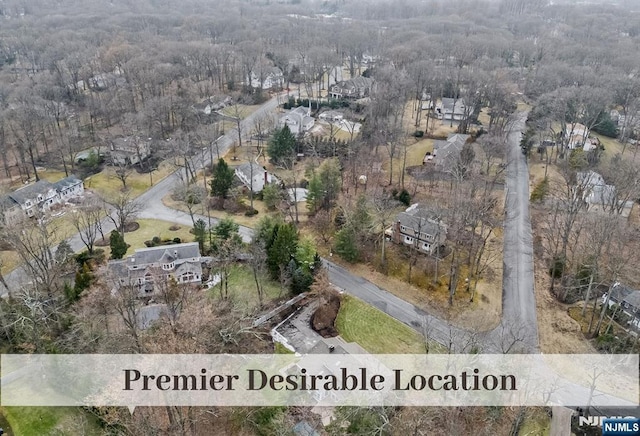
xmin=266 ymin=223 xmax=298 ymax=281
xmin=334 ymin=226 xmax=359 ymax=262
xmin=193 ymin=219 xmax=207 ymax=253
xmin=267 ymin=125 xmax=296 ymax=166
xmin=109 ymin=230 xmax=128 ymax=260
xmin=210 ymin=158 xmax=235 ymax=198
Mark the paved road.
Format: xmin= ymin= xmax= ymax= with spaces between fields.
xmin=2 ymin=103 xmax=538 ymax=355
xmin=2 ymin=94 xmax=283 ymax=295
xmin=494 ymin=111 xmax=539 ymax=352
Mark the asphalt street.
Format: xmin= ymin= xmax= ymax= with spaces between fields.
xmin=2 ymin=101 xmax=538 ymax=355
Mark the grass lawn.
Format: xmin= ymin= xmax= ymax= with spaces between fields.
xmin=336 ymin=295 xmax=444 ymax=354
xmin=405 ymin=138 xmax=435 ymax=166
xmin=2 ymin=406 xmax=102 ymax=436
xmin=84 ymin=160 xmax=175 ymax=199
xmin=519 ymin=408 xmax=551 ymax=436
xmin=122 ymin=219 xmax=195 ymax=257
xmin=208 ymin=264 xmax=286 ymax=310
xmin=220 ymin=104 xmax=261 ymax=120
xmin=0 ymin=250 xmax=21 ymax=276
xmin=162 ymin=190 xmax=272 ymax=229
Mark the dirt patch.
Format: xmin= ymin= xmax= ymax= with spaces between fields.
xmin=534 ymin=258 xmax=596 ymax=354
xmin=95 ymin=237 xmax=110 ymax=247
xmin=311 ymin=292 xmax=341 ymax=338
xmin=123 ymin=221 xmax=140 ymax=233
xmin=169 ymin=225 xmax=181 ymax=231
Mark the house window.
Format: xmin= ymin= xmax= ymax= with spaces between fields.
xmin=180 ymin=272 xmax=196 ymax=282
xmin=162 ymin=262 xmax=175 ymax=270
xmin=137 ymin=278 xmax=144 ymax=285
xmin=404 ymin=235 xmax=413 ymax=244
xmin=422 ymin=243 xmax=431 ymax=251
xmin=25 ymin=201 xmax=32 ymax=208
xmin=37 ymin=194 xmax=43 ymax=202
xmin=400 ymin=225 xmax=406 ymax=232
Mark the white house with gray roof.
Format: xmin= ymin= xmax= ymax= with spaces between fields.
xmin=602 ymin=282 xmax=640 ymax=329
xmin=435 ymin=98 xmax=467 ymax=121
xmin=0 ymin=175 xmax=84 ymax=222
xmin=387 ymin=204 xmax=447 ymax=255
xmin=234 ymin=162 xmax=276 ymax=193
xmin=329 ymin=76 xmax=374 ymax=99
xmin=108 ymin=242 xmax=205 ymax=296
xmin=278 ymin=105 xmax=315 ymax=135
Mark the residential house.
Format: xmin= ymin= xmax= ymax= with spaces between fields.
xmin=329 ymin=76 xmax=374 ymax=99
xmin=435 ymin=98 xmax=467 ymax=121
xmin=279 ymin=105 xmax=315 ymax=135
xmin=387 ymin=204 xmax=447 ymax=255
xmin=54 ymin=175 xmax=84 ymax=202
xmin=318 ymin=110 xmax=344 ymax=122
xmin=602 ymin=283 xmax=640 ymax=329
xmin=0 ymin=175 xmax=85 ymax=223
xmin=235 ymin=162 xmax=276 ymax=193
xmin=8 ymin=180 xmax=60 ymax=217
xmin=0 ymin=195 xmax=23 ymax=226
xmin=425 ymin=133 xmax=471 ymax=172
xmin=565 ymin=123 xmax=596 ymax=151
xmin=247 ymin=67 xmax=284 ymax=90
xmin=107 ymin=242 xmax=204 ymax=296
xmin=192 ymin=96 xmax=232 ymax=116
xmin=576 ymin=170 xmax=634 ymax=216
xmin=109 ymin=136 xmax=152 ymax=165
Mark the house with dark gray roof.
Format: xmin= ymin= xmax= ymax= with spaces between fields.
xmin=387 ymin=204 xmax=447 ymax=255
xmin=108 ymin=242 xmax=205 ymax=296
xmin=278 ymin=104 xmax=315 ymax=135
xmin=234 ymin=162 xmax=277 ymax=193
xmin=53 ymin=175 xmax=84 ymax=201
xmin=109 ymin=136 xmax=151 ymax=165
xmin=435 ymin=98 xmax=468 ymax=121
xmin=603 ymin=282 xmax=640 ymax=329
xmin=329 ymin=76 xmax=374 ymax=99
xmin=8 ymin=180 xmax=59 ymax=217
xmin=426 ymin=133 xmax=471 ymax=172
xmin=0 ymin=175 xmax=85 ymax=223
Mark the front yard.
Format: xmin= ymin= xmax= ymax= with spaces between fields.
xmin=335 ymin=294 xmax=444 ymax=354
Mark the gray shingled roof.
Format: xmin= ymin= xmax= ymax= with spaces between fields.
xmin=0 ymin=195 xmax=19 ymax=210
xmin=130 ymin=242 xmax=200 ymax=266
xmin=433 ymin=133 xmax=470 ymax=169
xmin=235 ymin=162 xmax=266 ymax=180
xmin=623 ymin=290 xmax=640 ymax=309
xmin=396 ymin=206 xmax=446 ymax=237
xmin=53 ymin=175 xmax=82 ymax=191
xmin=8 ymin=180 xmax=55 ymax=204
xmin=441 ymin=97 xmax=466 ymax=113
xmin=610 ymin=283 xmax=635 ymax=303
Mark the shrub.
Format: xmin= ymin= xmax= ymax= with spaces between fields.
xmin=245 ymin=208 xmax=259 ymax=216
xmin=413 ymin=130 xmax=424 ymax=138
xmin=144 ymin=240 xmax=154 ymax=247
xmin=152 ymin=236 xmax=161 ymax=245
xmin=173 ymin=237 xmax=181 ymax=243
xmin=530 ymin=177 xmax=549 ymax=202
xmin=397 ymin=189 xmax=411 ymax=206
xmin=549 ymin=256 xmax=565 ymax=279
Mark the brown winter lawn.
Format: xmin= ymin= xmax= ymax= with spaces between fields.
xmin=84 ymin=160 xmax=174 ymax=199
